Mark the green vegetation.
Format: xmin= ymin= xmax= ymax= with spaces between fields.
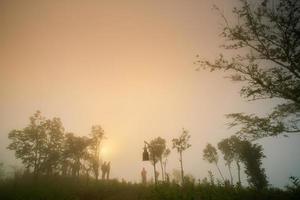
xmin=0 ymin=176 xmax=299 ymax=200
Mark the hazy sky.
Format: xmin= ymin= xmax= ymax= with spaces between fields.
xmin=0 ymin=0 xmax=299 ymax=187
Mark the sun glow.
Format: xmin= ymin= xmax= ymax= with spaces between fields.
xmin=100 ymin=141 xmax=118 ymax=161
xmin=101 ymin=146 xmax=110 ymax=158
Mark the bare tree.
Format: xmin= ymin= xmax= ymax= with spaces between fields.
xmin=172 ymin=128 xmax=191 ymax=184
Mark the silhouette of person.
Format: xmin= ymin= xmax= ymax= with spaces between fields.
xmin=106 ymin=162 xmax=111 ymax=180
xmin=101 ymin=161 xmax=107 ymax=180
xmin=141 ymin=167 xmax=147 ymax=184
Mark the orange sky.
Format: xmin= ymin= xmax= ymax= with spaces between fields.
xmin=0 ymin=0 xmax=299 ymax=187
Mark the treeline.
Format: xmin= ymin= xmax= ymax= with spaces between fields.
xmin=7 ymin=110 xmax=105 ymax=180
xmin=144 ymin=129 xmax=191 ymax=185
xmin=145 ymin=129 xmax=268 ymax=190
xmin=203 ymin=136 xmax=267 ymax=190
xmin=3 ymin=110 xmax=294 ymax=192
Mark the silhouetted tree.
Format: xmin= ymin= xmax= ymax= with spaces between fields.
xmin=238 ymin=140 xmax=268 ymax=190
xmin=203 ymin=143 xmax=225 ymax=182
xmin=7 ymin=111 xmax=66 ymax=178
xmin=149 ymin=137 xmax=166 ymax=183
xmin=89 ymin=125 xmax=105 ymax=180
xmin=197 ymin=0 xmax=300 ymax=140
xmin=228 ymin=135 xmax=243 ymax=186
xmin=162 ymin=148 xmax=171 ymax=181
xmin=218 ymin=138 xmax=234 ymax=185
xmin=7 ymin=111 xmax=47 ymax=177
xmin=41 ymin=117 xmax=65 ymax=175
xmin=63 ymin=133 xmax=90 ymax=177
xmin=172 ymin=128 xmax=191 ymax=184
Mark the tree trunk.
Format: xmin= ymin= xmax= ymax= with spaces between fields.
xmin=236 ymin=161 xmax=241 ymax=186
xmin=160 ymin=159 xmax=164 ymax=181
xmin=227 ymin=164 xmax=233 ymax=185
xmin=95 ymin=162 xmax=99 ymax=181
xmin=215 ymin=162 xmax=225 ymax=182
xmin=163 ymin=160 xmax=167 ymax=181
xmin=180 ymin=151 xmax=184 ymax=184
xmin=153 ymin=162 xmax=157 ymax=184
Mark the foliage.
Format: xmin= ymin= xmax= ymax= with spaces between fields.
xmin=218 ymin=138 xmax=234 ymax=185
xmin=238 ymin=140 xmax=268 ymax=190
xmin=148 ymin=137 xmax=167 ymax=183
xmin=285 ymin=176 xmax=300 ymax=200
xmin=229 ymin=136 xmax=244 ymax=186
xmin=149 ymin=137 xmax=166 ymax=165
xmin=172 ymin=128 xmax=191 ymax=184
xmin=7 ymin=111 xmax=64 ymax=177
xmin=0 ymin=175 xmax=297 ymax=200
xmin=203 ymin=143 xmax=219 ymax=164
xmin=218 ymin=136 xmax=244 ymax=186
xmin=203 ymin=143 xmax=225 ymax=182
xmin=197 ymin=0 xmax=300 ymax=140
xmin=7 ymin=111 xmax=106 ymax=180
xmin=62 ymin=133 xmax=91 ymax=177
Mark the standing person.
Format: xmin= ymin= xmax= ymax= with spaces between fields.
xmin=141 ymin=167 xmax=147 ymax=184
xmin=106 ymin=162 xmax=111 ymax=180
xmin=101 ymin=162 xmax=107 ymax=180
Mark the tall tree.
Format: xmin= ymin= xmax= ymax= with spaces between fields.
xmin=228 ymin=135 xmax=243 ymax=186
xmin=218 ymin=138 xmax=234 ymax=185
xmin=162 ymin=148 xmax=171 ymax=181
xmin=197 ymin=0 xmax=300 ymax=140
xmin=172 ymin=128 xmax=191 ymax=184
xmin=203 ymin=143 xmax=225 ymax=182
xmin=42 ymin=117 xmax=65 ymax=175
xmin=89 ymin=125 xmax=105 ymax=180
xmin=238 ymin=140 xmax=268 ymax=190
xmin=148 ymin=137 xmax=166 ymax=183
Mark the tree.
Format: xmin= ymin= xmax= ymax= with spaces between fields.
xmin=41 ymin=117 xmax=65 ymax=175
xmin=8 ymin=111 xmax=47 ymax=178
xmin=218 ymin=138 xmax=234 ymax=185
xmin=162 ymin=148 xmax=171 ymax=181
xmin=148 ymin=137 xmax=166 ymax=183
xmin=172 ymin=128 xmax=191 ymax=184
xmin=238 ymin=140 xmax=268 ymax=190
xmin=63 ymin=133 xmax=91 ymax=177
xmin=228 ymin=135 xmax=243 ymax=186
xmin=89 ymin=125 xmax=105 ymax=180
xmin=203 ymin=143 xmax=225 ymax=182
xmin=7 ymin=111 xmax=65 ymax=178
xmin=197 ymin=0 xmax=300 ymax=140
